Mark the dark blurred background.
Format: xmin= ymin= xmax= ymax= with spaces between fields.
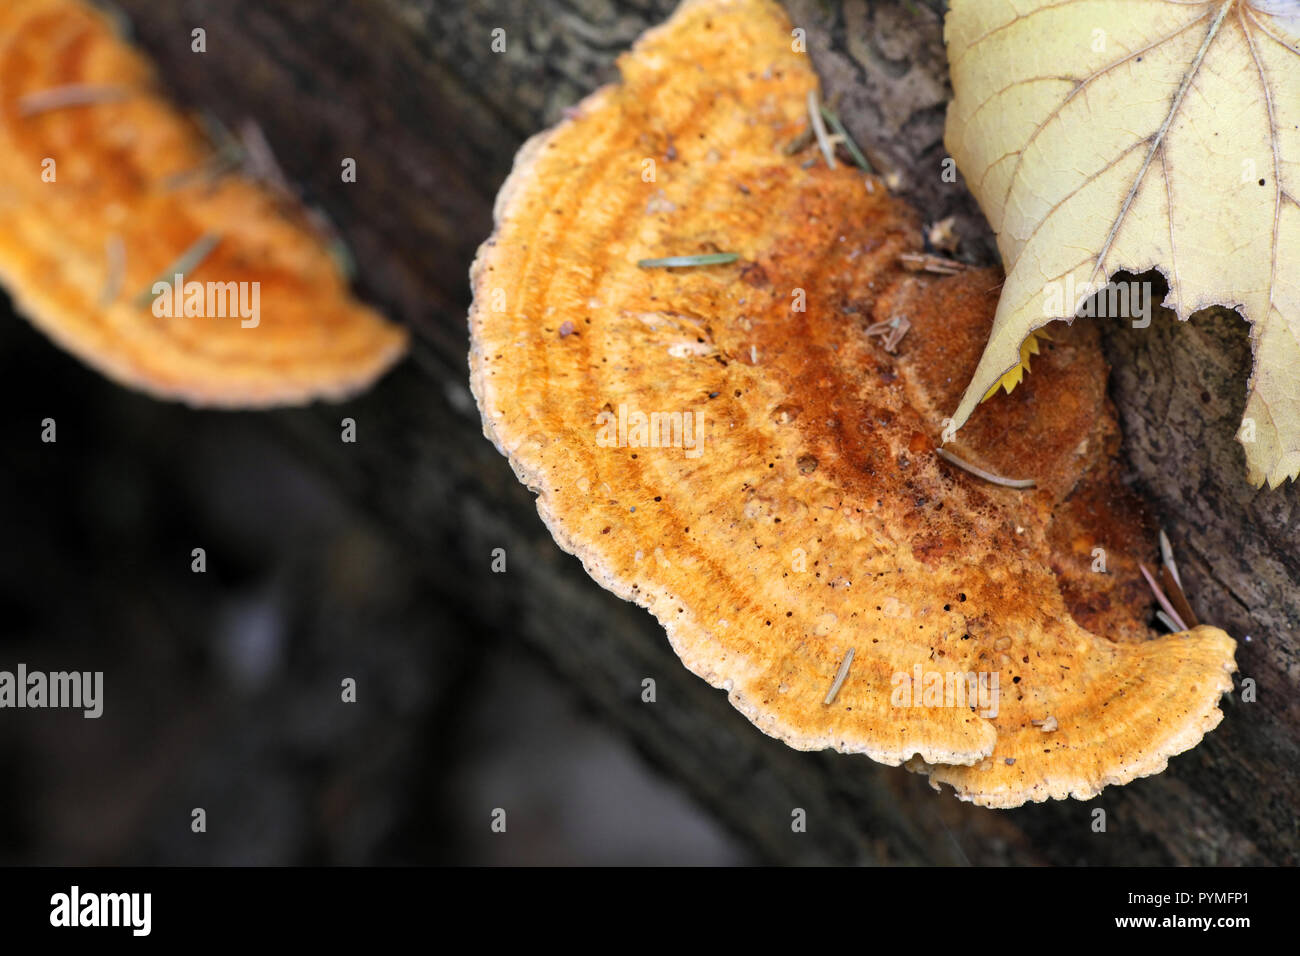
xmin=1 ymin=0 xmax=1294 ymax=866
xmin=0 ymin=297 xmax=763 ymax=864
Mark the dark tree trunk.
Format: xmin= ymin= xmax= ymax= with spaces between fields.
xmin=96 ymin=0 xmax=1296 ymax=864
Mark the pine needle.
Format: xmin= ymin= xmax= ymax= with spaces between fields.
xmin=935 ymin=448 xmax=1035 ymax=489
xmin=900 ymin=252 xmax=969 ymax=275
xmin=823 ymin=647 xmax=855 ymax=705
xmin=19 ymin=84 xmax=127 ymax=117
xmin=818 ymin=104 xmax=873 ymax=172
xmin=782 ymin=128 xmax=815 ymax=156
xmin=100 ymin=235 xmax=125 ymax=307
xmin=133 ymin=233 xmax=222 ymax=309
xmin=1159 ymin=528 xmax=1183 ymax=590
xmin=1139 ymin=562 xmax=1188 ymax=633
xmin=93 ymin=0 xmax=134 ymax=38
xmin=1158 ymin=559 xmax=1198 ymax=628
xmin=1155 ymin=610 xmax=1182 ymax=634
xmin=162 ymin=111 xmax=245 ymax=190
xmin=237 ymin=119 xmax=293 ymax=196
xmin=637 ymin=253 xmax=738 ymax=268
xmin=807 ymin=91 xmax=837 ymax=169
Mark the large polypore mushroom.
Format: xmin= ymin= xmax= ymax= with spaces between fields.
xmin=0 ymin=0 xmax=406 ymax=406
xmin=468 ymin=0 xmax=1237 ymax=806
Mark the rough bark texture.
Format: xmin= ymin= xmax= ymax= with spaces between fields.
xmin=82 ymin=0 xmax=1297 ymax=864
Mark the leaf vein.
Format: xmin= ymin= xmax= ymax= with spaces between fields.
xmin=996 ymin=8 xmax=1212 ymax=229
xmin=1240 ymin=3 xmax=1283 ymax=317
xmin=1088 ymin=1 xmax=1236 ymax=286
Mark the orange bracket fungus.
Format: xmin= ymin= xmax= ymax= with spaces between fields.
xmin=468 ymin=0 xmax=1237 ymax=806
xmin=0 ymin=0 xmax=407 ymax=406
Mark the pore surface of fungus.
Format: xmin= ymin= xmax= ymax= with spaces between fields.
xmin=468 ymin=0 xmax=1237 ymax=806
xmin=0 ymin=0 xmax=407 ymax=406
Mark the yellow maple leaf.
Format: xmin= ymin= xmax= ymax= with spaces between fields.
xmin=944 ymin=0 xmax=1300 ymax=487
xmin=982 ymin=328 xmax=1048 ymax=401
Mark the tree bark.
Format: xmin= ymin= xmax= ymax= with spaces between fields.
xmin=99 ymin=0 xmax=1297 ymax=864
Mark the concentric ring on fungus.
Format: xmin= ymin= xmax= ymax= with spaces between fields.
xmin=468 ymin=0 xmax=1237 ymax=807
xmin=0 ymin=0 xmax=407 ymax=406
